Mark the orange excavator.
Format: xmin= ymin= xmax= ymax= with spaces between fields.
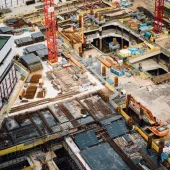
xmin=126 ymin=94 xmax=169 ymax=137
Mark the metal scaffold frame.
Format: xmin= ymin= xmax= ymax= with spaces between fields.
xmin=43 ymin=0 xmax=58 ymax=63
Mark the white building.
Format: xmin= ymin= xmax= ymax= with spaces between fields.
xmin=0 ymin=35 xmax=17 ymax=109
xmin=0 ymin=0 xmax=25 ymax=8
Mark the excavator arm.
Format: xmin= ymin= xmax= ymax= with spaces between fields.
xmin=126 ymin=94 xmax=156 ymax=124
xmin=126 ymin=94 xmax=169 ymax=137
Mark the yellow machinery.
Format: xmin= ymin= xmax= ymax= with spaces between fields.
xmin=126 ymin=94 xmax=169 ymax=137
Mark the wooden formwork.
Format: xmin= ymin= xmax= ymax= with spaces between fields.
xmin=152 ymin=72 xmax=170 ymax=84
xmin=24 ymin=85 xmax=37 ymax=99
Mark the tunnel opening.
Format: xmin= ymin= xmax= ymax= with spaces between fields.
xmin=53 ymin=147 xmax=80 ymax=170
xmin=147 ymin=68 xmax=167 ymax=76
xmin=92 ymin=36 xmax=129 ymax=53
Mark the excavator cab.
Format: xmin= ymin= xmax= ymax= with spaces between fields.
xmin=147 ymin=125 xmax=169 ymax=137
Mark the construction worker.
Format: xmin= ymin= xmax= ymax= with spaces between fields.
xmin=139 ymin=63 xmax=143 ymax=71
xmin=15 ymin=53 xmax=19 ymax=60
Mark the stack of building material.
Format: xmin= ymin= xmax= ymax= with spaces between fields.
xmin=36 ymin=49 xmax=48 ymax=60
xmin=2 ymin=8 xmax=12 ymax=14
xmin=74 ymin=130 xmax=99 ymax=149
xmin=20 ymin=53 xmax=43 ymax=72
xmin=127 ymin=20 xmax=138 ymax=30
xmin=152 ymin=72 xmax=170 ymax=84
xmin=37 ymin=88 xmax=46 ymax=98
xmin=30 ymin=74 xmax=42 ymax=83
xmin=14 ymin=39 xmax=23 ymax=47
xmin=20 ymin=36 xmax=34 ymax=46
xmin=23 ymin=44 xmax=48 ymax=59
xmin=24 ymin=85 xmax=37 ymax=99
xmin=15 ymin=36 xmax=34 ymax=47
xmin=0 ymin=27 xmax=13 ymax=34
xmin=5 ymin=18 xmax=17 ymax=26
xmin=31 ymin=32 xmax=45 ymax=43
xmin=6 ymin=18 xmax=32 ymax=28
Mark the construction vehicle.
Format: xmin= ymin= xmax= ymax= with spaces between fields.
xmin=126 ymin=94 xmax=169 ymax=137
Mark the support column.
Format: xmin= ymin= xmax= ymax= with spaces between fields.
xmin=99 ymin=27 xmax=102 ymax=36
xmin=157 ymin=54 xmax=160 ymax=63
xmin=116 ymin=26 xmax=118 ymax=34
xmin=147 ymin=134 xmax=153 ymax=150
xmin=96 ymin=39 xmax=99 ymax=47
xmin=158 ymin=141 xmax=165 ymax=162
xmin=157 ymin=68 xmax=159 ymax=76
xmin=79 ymin=46 xmax=82 ymax=57
xmin=129 ymin=31 xmax=131 ymax=42
xmin=121 ymin=38 xmax=123 ymax=49
xmin=99 ymin=38 xmax=102 ymax=51
xmin=5 ymin=78 xmax=9 ymax=96
xmin=12 ymin=65 xmax=17 ymax=83
xmin=169 ymin=57 xmax=170 ymax=72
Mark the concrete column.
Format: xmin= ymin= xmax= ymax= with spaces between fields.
xmin=169 ymin=57 xmax=170 ymax=72
xmin=96 ymin=39 xmax=99 ymax=47
xmin=157 ymin=54 xmax=160 ymax=63
xmin=99 ymin=38 xmax=102 ymax=50
xmin=121 ymin=28 xmax=123 ymax=36
xmin=79 ymin=46 xmax=82 ymax=57
xmin=127 ymin=117 xmax=133 ymax=130
xmin=158 ymin=141 xmax=165 ymax=162
xmin=121 ymin=38 xmax=123 ymax=49
xmin=129 ymin=31 xmax=131 ymax=42
xmin=147 ymin=134 xmax=153 ymax=150
xmin=157 ymin=68 xmax=159 ymax=76
xmin=115 ymin=26 xmax=118 ymax=34
xmin=99 ymin=27 xmax=102 ymax=36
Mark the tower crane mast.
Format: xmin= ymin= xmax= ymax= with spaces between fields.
xmin=43 ymin=0 xmax=58 ymax=63
xmin=154 ymin=0 xmax=165 ymax=34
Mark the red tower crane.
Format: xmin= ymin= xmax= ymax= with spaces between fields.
xmin=153 ymin=0 xmax=165 ymax=34
xmin=43 ymin=0 xmax=58 ymax=63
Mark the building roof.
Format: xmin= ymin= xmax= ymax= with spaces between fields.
xmin=20 ymin=53 xmax=41 ymax=65
xmin=20 ymin=36 xmax=33 ymax=43
xmin=100 ymin=115 xmax=122 ymax=126
xmin=81 ymin=143 xmax=130 ymax=170
xmin=24 ymin=44 xmax=46 ymax=54
xmin=77 ymin=115 xmax=94 ymax=125
xmin=31 ymin=32 xmax=44 ymax=39
xmin=105 ymin=119 xmax=129 ymax=139
xmin=36 ymin=48 xmax=48 ymax=58
xmin=0 ymin=36 xmax=10 ymax=50
xmin=0 ymin=35 xmax=14 ymax=78
xmin=0 ymin=27 xmax=13 ymax=33
xmin=74 ymin=130 xmax=99 ymax=149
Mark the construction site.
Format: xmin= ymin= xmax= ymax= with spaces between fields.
xmin=1 ymin=0 xmax=170 ymax=169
